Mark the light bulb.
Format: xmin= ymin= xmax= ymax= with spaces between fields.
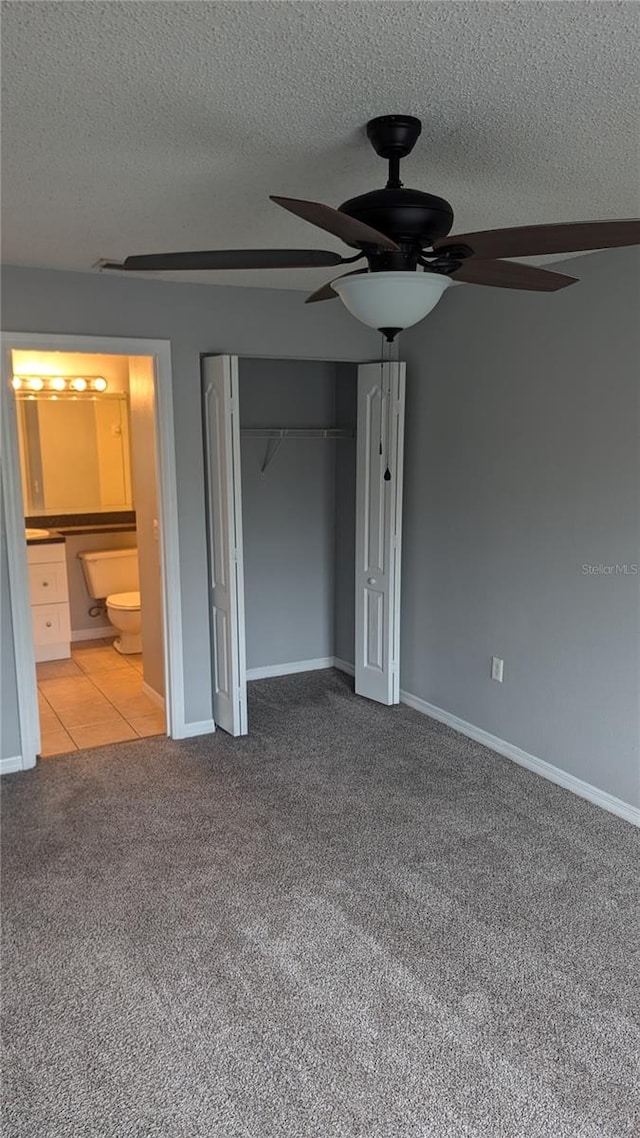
xmin=92 ymin=377 xmax=108 ymax=392
xmin=28 ymin=377 xmax=44 ymax=391
xmin=70 ymin=377 xmax=87 ymax=392
xmin=11 ymin=377 xmax=23 ymax=390
xmin=50 ymin=377 xmax=67 ymax=392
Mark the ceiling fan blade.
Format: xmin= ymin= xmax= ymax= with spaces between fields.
xmin=305 ymin=268 xmax=367 ymax=304
xmin=451 ymin=259 xmax=578 ymax=292
xmin=271 ymin=195 xmax=400 ymax=251
xmin=435 ymin=219 xmax=640 ymax=260
xmin=120 ymin=248 xmax=348 ymax=272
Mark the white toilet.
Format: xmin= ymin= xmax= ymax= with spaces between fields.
xmin=78 ymin=548 xmax=142 ymax=654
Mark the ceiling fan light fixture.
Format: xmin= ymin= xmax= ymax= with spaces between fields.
xmin=331 ymin=271 xmax=452 ymax=336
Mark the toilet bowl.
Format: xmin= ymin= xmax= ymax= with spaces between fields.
xmin=107 ymin=590 xmax=142 ymax=654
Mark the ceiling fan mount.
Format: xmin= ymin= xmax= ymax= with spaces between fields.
xmin=104 ymin=112 xmax=640 ymax=335
xmin=365 ymin=114 xmax=423 ymax=161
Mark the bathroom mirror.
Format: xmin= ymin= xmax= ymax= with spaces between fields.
xmin=16 ymin=392 xmax=134 ymax=515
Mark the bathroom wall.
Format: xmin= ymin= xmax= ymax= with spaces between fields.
xmin=128 ymin=356 xmax=164 ymax=699
xmin=65 ymin=530 xmax=138 ymax=637
xmin=1 ymin=481 xmax=21 ymax=762
xmin=13 ymin=347 xmax=138 ymax=637
xmin=57 ymin=352 xmax=164 ymax=701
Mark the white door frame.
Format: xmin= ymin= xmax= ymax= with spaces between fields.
xmin=1 ymin=331 xmax=186 ymax=770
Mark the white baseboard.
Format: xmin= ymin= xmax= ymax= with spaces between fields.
xmin=245 ymin=657 xmax=354 ymax=682
xmin=34 ymin=643 xmax=72 ymax=663
xmin=0 ymin=756 xmax=24 ymax=775
xmin=400 ymin=689 xmax=640 ymax=828
xmin=175 ymin=718 xmax=216 ymax=740
xmin=141 ymin=682 xmax=165 ymax=711
xmin=71 ymin=627 xmax=112 ymax=642
xmin=247 ymin=657 xmax=335 ymax=681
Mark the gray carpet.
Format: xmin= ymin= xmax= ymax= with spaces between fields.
xmin=2 ymin=669 xmax=639 ymax=1138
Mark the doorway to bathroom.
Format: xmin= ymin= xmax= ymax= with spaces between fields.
xmin=2 ymin=333 xmax=184 ymax=771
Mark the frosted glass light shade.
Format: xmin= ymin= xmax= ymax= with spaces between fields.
xmin=332 ymin=270 xmax=452 ymax=332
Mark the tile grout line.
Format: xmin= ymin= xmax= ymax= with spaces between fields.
xmin=37 ymin=685 xmax=78 ymax=753
xmin=38 ymin=660 xmax=134 ymax=747
xmin=75 ymin=652 xmax=165 ymax=739
xmin=79 ymin=666 xmax=146 ymax=740
xmin=37 ymin=646 xmax=165 ymax=752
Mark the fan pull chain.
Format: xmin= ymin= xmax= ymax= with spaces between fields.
xmin=384 ymin=335 xmax=391 ymax=483
xmin=382 ymin=332 xmax=399 ymax=483
xmin=375 ymin=336 xmax=380 ymax=457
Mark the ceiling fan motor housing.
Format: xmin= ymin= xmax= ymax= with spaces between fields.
xmin=339 ymin=187 xmax=455 ymax=254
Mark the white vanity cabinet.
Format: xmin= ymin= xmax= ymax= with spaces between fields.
xmin=27 ymin=541 xmax=71 ymax=661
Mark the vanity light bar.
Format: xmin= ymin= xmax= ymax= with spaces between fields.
xmin=12 ymin=375 xmax=109 ymax=393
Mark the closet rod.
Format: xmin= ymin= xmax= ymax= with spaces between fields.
xmin=241 ymin=427 xmax=354 ymax=438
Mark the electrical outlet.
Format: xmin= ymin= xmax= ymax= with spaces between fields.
xmin=490 ymin=656 xmax=504 ymax=683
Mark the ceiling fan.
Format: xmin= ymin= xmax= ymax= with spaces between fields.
xmin=105 ymin=114 xmax=640 ymax=339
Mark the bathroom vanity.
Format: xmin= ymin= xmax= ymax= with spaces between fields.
xmin=27 ymin=536 xmax=71 ymax=662
xmin=25 ymin=514 xmax=137 ymax=648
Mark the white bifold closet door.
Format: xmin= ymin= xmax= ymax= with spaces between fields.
xmin=202 ymin=355 xmax=248 ymax=736
xmin=355 ymin=362 xmax=406 ymax=705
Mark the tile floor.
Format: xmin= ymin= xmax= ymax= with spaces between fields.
xmin=37 ymin=638 xmax=165 ymax=757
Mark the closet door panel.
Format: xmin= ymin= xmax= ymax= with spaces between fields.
xmin=202 ymin=355 xmax=248 ymax=736
xmin=355 ymin=362 xmax=406 ymax=705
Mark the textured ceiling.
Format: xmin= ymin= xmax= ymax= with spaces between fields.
xmin=2 ymin=1 xmax=639 ymax=290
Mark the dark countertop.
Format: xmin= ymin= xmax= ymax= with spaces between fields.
xmin=26 ymin=510 xmax=136 ymax=529
xmin=26 ymin=533 xmax=65 ymax=546
xmin=26 ymin=520 xmax=137 ymax=546
xmin=55 ymin=525 xmax=136 ymax=537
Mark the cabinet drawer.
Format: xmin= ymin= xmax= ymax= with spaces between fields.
xmin=27 ymin=541 xmax=66 ymax=565
xmin=32 ymin=603 xmax=71 ymax=646
xmin=28 ymin=561 xmax=68 ymax=605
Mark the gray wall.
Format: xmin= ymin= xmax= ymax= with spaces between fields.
xmin=239 ymin=357 xmax=339 ymax=669
xmin=1 ymin=265 xmax=375 ymax=749
xmin=400 ymin=247 xmax=640 ymax=807
xmin=3 ymin=254 xmax=638 ymax=811
xmin=334 ymin=364 xmax=358 ymax=666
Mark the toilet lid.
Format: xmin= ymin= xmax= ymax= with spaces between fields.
xmin=107 ymin=591 xmax=140 ymax=611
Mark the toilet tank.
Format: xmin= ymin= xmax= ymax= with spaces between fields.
xmin=78 ymin=547 xmax=140 ymax=600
